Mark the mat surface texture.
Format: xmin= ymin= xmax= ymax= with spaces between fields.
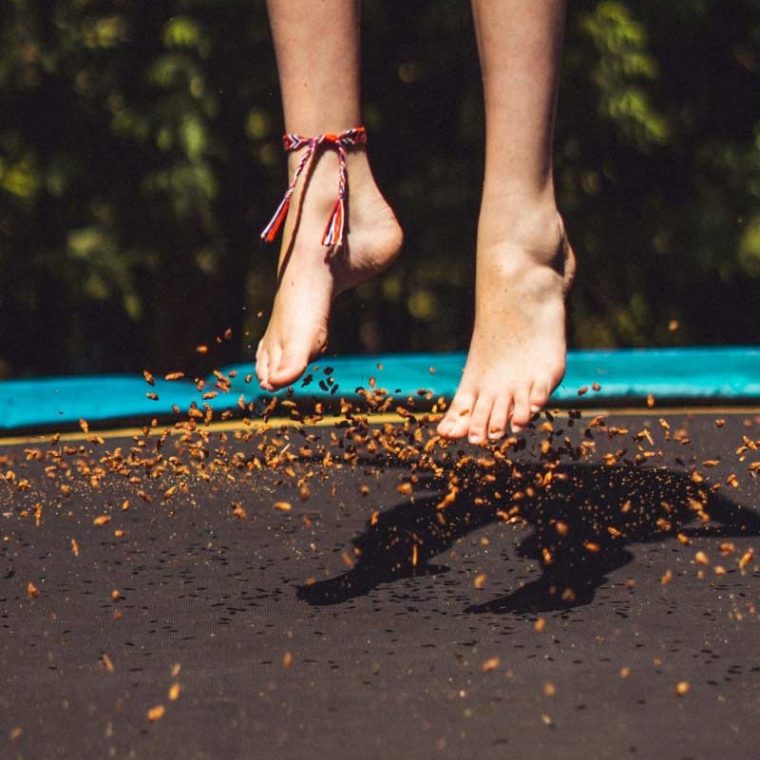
xmin=1 ymin=410 xmax=759 ymax=759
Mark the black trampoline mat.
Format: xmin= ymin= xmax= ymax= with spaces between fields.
xmin=1 ymin=409 xmax=759 ymax=760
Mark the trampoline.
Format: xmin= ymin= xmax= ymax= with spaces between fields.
xmin=1 ymin=348 xmax=759 ymax=759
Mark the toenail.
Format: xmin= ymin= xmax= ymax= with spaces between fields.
xmin=469 ymin=434 xmax=481 ymax=444
xmin=488 ymin=429 xmax=503 ymax=440
xmin=530 ymin=405 xmax=541 ymax=414
xmin=511 ymin=423 xmax=524 ymax=434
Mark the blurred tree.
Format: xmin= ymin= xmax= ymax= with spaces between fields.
xmin=0 ymin=0 xmax=757 ymax=378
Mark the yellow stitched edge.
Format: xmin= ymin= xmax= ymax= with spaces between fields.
xmin=0 ymin=406 xmax=756 ymax=447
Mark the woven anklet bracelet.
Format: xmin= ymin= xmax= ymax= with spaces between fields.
xmin=261 ymin=126 xmax=367 ymax=248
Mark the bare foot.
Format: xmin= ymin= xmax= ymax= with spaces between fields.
xmin=256 ymin=147 xmax=402 ymax=390
xmin=437 ymin=208 xmax=575 ymax=442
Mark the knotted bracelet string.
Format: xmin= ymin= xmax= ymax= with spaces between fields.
xmin=260 ymin=126 xmax=367 ymax=248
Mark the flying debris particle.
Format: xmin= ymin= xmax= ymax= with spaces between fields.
xmin=481 ymin=657 xmax=500 ymax=673
xmin=142 ymin=370 xmax=155 ymax=386
xmin=675 ymin=681 xmax=690 ymax=697
xmin=168 ymin=683 xmax=181 ymax=701
xmin=101 ymin=653 xmax=115 ymax=673
xmin=147 ymin=705 xmax=165 ymax=722
xmin=739 ymin=548 xmax=754 ymax=570
xmin=26 ymin=581 xmax=40 ymax=599
xmin=164 ymin=372 xmax=185 ymax=381
xmin=474 ymin=573 xmax=487 ymax=590
xmin=93 ymin=515 xmax=112 ymax=527
xmin=195 ymin=344 xmax=209 ymax=355
xmin=534 ymin=618 xmax=546 ymax=633
xmin=71 ymin=538 xmax=79 ymax=557
xmin=619 ymin=666 xmax=631 ymax=679
xmin=282 ymin=652 xmax=293 ymax=670
xmin=543 ymin=682 xmax=557 ymax=697
xmin=274 ymin=501 xmax=292 ymax=512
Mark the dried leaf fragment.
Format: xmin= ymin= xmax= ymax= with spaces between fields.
xmin=739 ymin=548 xmax=754 ymax=570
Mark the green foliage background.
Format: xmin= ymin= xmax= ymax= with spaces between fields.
xmin=1 ymin=0 xmax=758 ymax=378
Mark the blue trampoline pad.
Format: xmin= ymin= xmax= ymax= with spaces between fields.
xmin=0 ymin=346 xmax=758 ymax=432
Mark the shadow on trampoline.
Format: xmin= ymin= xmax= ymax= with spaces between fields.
xmin=298 ymin=463 xmax=760 ymax=614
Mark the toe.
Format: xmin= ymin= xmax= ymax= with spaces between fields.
xmin=438 ymin=389 xmax=475 ymax=439
xmin=255 ymin=345 xmax=272 ymax=390
xmin=529 ymin=379 xmax=552 ymax=414
xmin=487 ymin=394 xmax=512 ymax=440
xmin=510 ymin=386 xmax=532 ymax=432
xmin=268 ymin=347 xmax=308 ymax=389
xmin=467 ymin=394 xmax=494 ymax=445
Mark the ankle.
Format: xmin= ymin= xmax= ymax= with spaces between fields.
xmin=478 ymin=197 xmax=563 ymax=259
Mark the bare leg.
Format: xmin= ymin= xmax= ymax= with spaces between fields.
xmin=257 ymin=0 xmax=402 ymax=390
xmin=437 ymin=0 xmax=575 ymax=442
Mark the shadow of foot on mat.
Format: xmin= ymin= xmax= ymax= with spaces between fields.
xmin=297 ymin=461 xmax=760 ymax=614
